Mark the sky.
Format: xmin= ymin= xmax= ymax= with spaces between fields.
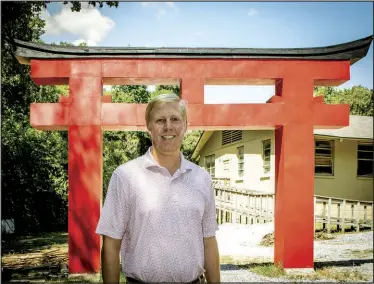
xmin=40 ymin=1 xmax=373 ymax=104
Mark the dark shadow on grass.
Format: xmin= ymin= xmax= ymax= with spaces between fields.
xmin=220 ymin=258 xmax=373 ymax=271
xmin=314 ymin=258 xmax=373 ymax=269
xmin=2 ymin=232 xmax=68 ymax=254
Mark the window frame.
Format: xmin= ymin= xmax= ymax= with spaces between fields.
xmin=205 ymin=154 xmax=215 ymax=177
xmin=262 ymin=139 xmax=271 ymax=175
xmin=315 ymin=139 xmax=334 ymax=176
xmin=223 ymin=159 xmax=230 ymax=177
xmin=357 ymin=142 xmax=373 ymax=178
xmin=237 ymin=146 xmax=244 ymax=177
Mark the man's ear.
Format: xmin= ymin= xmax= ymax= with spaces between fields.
xmin=146 ymin=124 xmax=152 ymax=136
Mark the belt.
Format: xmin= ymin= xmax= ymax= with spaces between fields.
xmin=126 ymin=274 xmax=205 ymax=283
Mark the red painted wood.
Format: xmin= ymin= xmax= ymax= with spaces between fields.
xmin=28 ymin=58 xmax=351 ymax=272
xmin=68 ymin=125 xmax=102 ymax=273
xmin=275 ymin=123 xmax=315 ymax=268
xmin=313 ymin=103 xmax=350 ymax=128
xmin=31 ymin=101 xmax=348 ymax=131
xmin=101 ymin=95 xmax=112 ymax=103
xmin=274 ymin=78 xmax=315 ymax=268
xmin=30 ymin=59 xmax=350 ymax=87
xmin=180 ymin=78 xmax=204 ymax=104
xmin=67 ymin=63 xmax=103 ymax=274
xmin=30 ymin=103 xmax=69 ymax=130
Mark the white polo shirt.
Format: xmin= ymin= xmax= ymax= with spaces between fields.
xmin=96 ymin=147 xmax=219 ymax=282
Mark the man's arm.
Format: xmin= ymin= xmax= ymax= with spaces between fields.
xmin=101 ymin=235 xmax=122 ymax=283
xmin=203 ymin=236 xmax=220 ymax=283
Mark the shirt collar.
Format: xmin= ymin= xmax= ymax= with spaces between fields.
xmin=143 ymin=146 xmax=193 ymax=173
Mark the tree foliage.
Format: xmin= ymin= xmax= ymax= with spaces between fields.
xmin=1 ymin=1 xmax=118 ymax=235
xmin=314 ymin=85 xmax=373 ymax=116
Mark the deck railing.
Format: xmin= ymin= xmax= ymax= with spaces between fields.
xmin=212 ymin=178 xmax=373 ymax=232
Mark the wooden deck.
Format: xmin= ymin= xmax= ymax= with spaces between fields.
xmin=213 ymin=178 xmax=373 ymax=232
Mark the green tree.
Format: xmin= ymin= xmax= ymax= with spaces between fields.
xmin=1 ymin=1 xmax=118 ymax=234
xmin=314 ymin=85 xmax=373 ymax=116
xmin=153 ymin=84 xmax=181 ymax=97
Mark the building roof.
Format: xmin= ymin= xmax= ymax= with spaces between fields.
xmin=314 ymin=115 xmax=373 ymax=140
xmin=13 ymin=35 xmax=373 ymax=65
xmin=192 ymin=115 xmax=373 ymax=160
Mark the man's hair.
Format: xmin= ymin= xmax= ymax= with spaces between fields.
xmin=145 ymin=93 xmax=187 ymax=126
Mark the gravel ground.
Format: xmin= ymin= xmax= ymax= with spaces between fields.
xmin=217 ymin=223 xmax=373 ymax=282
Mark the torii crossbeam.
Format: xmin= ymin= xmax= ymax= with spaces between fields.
xmin=15 ymin=35 xmax=373 ymax=274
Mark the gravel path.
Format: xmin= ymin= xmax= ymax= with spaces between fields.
xmin=216 ymin=223 xmax=373 ymax=282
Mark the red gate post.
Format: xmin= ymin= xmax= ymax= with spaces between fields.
xmin=15 ymin=35 xmax=372 ymax=274
xmin=273 ymin=77 xmax=317 ymax=270
xmin=68 ymin=62 xmax=103 ymax=273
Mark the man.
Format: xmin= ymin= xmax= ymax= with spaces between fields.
xmin=96 ymin=93 xmax=220 ymax=283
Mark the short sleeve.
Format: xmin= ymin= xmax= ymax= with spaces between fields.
xmin=202 ymin=174 xmax=219 ymax=238
xmin=96 ymin=171 xmax=129 ymax=240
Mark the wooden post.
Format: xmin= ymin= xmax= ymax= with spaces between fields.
xmin=248 ymin=195 xmax=251 ymax=223
xmin=337 ymin=202 xmax=341 ymax=232
xmin=327 ymin=198 xmax=332 ymax=233
xmin=356 ymin=201 xmax=360 ymax=232
xmin=342 ymin=199 xmax=346 ymax=233
xmin=219 ymin=189 xmax=222 ymax=224
xmin=314 ymin=196 xmax=317 ymax=233
xmin=260 ymin=195 xmax=263 ymax=223
xmin=371 ymin=204 xmax=374 ymax=231
xmin=266 ymin=195 xmax=271 ymax=223
xmin=323 ymin=201 xmax=327 ymax=231
xmin=235 ymin=191 xmax=238 ymax=224
xmin=351 ymin=203 xmax=355 ymax=231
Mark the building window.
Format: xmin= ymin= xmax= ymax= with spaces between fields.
xmin=315 ymin=140 xmax=334 ymax=175
xmin=223 ymin=160 xmax=230 ymax=176
xmin=237 ymin=146 xmax=244 ymax=177
xmin=357 ymin=143 xmax=373 ymax=177
xmin=262 ymin=140 xmax=271 ymax=174
xmin=222 ymin=130 xmax=242 ymax=146
xmin=205 ymin=154 xmax=215 ymax=177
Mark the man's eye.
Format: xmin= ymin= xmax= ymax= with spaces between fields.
xmin=156 ymin=119 xmax=165 ymax=123
xmin=171 ymin=117 xmax=180 ymax=122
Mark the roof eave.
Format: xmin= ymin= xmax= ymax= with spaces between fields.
xmin=13 ymin=35 xmax=373 ymax=65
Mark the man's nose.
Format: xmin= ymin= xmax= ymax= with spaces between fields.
xmin=164 ymin=119 xmax=173 ymax=130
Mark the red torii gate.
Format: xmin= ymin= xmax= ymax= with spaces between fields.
xmin=15 ymin=35 xmax=373 ymax=274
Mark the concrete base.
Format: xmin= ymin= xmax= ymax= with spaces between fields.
xmin=284 ymin=268 xmax=315 ymax=275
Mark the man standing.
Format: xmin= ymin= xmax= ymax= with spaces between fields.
xmin=96 ymin=93 xmax=220 ymax=283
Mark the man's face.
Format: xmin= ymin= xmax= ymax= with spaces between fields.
xmin=147 ymin=101 xmax=187 ymax=156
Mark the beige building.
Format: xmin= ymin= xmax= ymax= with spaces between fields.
xmin=192 ymin=115 xmax=373 ymax=228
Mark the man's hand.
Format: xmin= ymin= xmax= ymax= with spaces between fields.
xmin=101 ymin=235 xmax=122 ymax=283
xmin=203 ymin=236 xmax=220 ymax=283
